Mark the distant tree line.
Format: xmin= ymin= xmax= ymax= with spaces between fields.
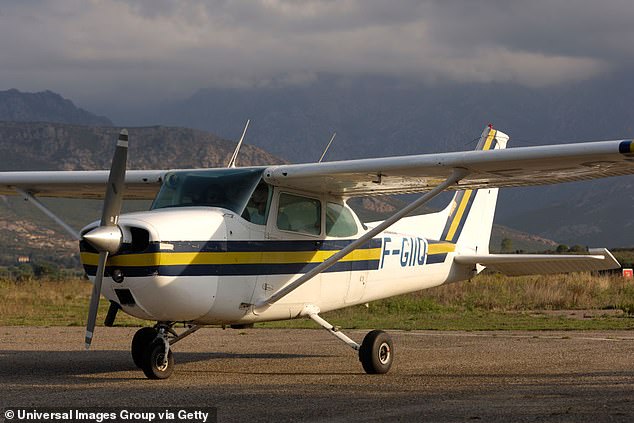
xmin=0 ymin=261 xmax=83 ymax=282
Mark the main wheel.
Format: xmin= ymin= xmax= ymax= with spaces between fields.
xmin=359 ymin=330 xmax=393 ymax=374
xmin=131 ymin=327 xmax=158 ymax=368
xmin=141 ymin=339 xmax=174 ymax=380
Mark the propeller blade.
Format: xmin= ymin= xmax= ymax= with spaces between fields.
xmin=100 ymin=129 xmax=128 ymax=227
xmin=83 ymin=129 xmax=129 ymax=349
xmin=85 ymin=251 xmax=108 ymax=349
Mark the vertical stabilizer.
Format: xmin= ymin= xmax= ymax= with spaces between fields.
xmin=440 ymin=126 xmax=509 ymax=255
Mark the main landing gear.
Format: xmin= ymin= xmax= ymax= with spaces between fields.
xmin=303 ymin=305 xmax=394 ymax=374
xmin=131 ymin=323 xmax=200 ymax=379
xmin=132 ymin=308 xmax=393 ymax=379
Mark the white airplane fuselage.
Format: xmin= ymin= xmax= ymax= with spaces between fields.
xmin=80 ymin=204 xmax=471 ymax=326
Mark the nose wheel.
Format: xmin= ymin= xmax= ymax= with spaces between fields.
xmin=131 ymin=325 xmax=174 ymax=379
xmin=142 ymin=338 xmax=174 ymax=379
xmin=131 ymin=327 xmax=158 ymax=368
xmin=131 ymin=323 xmax=202 ymax=379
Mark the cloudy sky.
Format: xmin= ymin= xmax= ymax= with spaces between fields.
xmin=1 ymin=0 xmax=633 ymax=109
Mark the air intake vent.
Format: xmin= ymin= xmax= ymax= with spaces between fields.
xmin=114 ymin=289 xmax=136 ymax=306
xmin=126 ymin=227 xmax=150 ymax=253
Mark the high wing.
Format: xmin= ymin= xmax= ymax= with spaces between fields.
xmin=0 ymin=135 xmax=633 ymax=199
xmin=263 ymin=137 xmax=634 ymax=196
xmin=454 ymin=248 xmax=620 ymax=276
xmin=0 ymin=169 xmax=166 ymax=199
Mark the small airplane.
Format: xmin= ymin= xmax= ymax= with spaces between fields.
xmin=0 ymin=124 xmax=632 ymax=379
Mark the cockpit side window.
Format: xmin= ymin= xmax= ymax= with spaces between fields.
xmin=276 ymin=193 xmax=321 ymax=235
xmin=241 ymin=182 xmax=271 ymax=225
xmin=326 ymin=202 xmax=358 ymax=237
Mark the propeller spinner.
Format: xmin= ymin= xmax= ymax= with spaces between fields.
xmin=82 ymin=129 xmax=128 ymax=349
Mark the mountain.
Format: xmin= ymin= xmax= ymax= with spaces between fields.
xmin=0 ymin=122 xmax=282 ymax=172
xmin=143 ymin=74 xmax=634 ymax=163
xmin=0 ymin=89 xmax=112 ymax=126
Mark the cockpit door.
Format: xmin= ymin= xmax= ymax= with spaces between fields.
xmin=252 ymin=188 xmax=324 ymax=310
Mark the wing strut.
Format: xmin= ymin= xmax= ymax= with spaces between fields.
xmin=255 ymin=168 xmax=469 ymax=308
xmin=14 ymin=188 xmax=81 ymax=240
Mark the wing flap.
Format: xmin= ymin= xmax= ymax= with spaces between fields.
xmin=454 ymin=248 xmax=620 ymax=276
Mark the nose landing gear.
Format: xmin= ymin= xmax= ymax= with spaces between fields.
xmin=131 ymin=323 xmax=201 ymax=380
xmin=143 ymin=336 xmax=174 ymax=379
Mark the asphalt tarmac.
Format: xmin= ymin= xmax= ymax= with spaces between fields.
xmin=1 ymin=327 xmax=633 ymax=422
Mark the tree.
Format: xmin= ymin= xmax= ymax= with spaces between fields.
xmin=501 ymin=238 xmax=513 ymax=253
xmin=556 ymin=244 xmax=569 ymax=253
xmin=569 ymin=245 xmax=587 ymax=253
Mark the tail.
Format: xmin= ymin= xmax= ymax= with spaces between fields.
xmin=439 ymin=126 xmax=509 ymax=254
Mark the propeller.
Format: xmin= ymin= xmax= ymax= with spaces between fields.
xmin=83 ymin=129 xmax=128 ymax=349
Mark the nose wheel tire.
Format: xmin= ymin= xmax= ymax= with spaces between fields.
xmin=131 ymin=327 xmax=158 ymax=368
xmin=141 ymin=339 xmax=174 ymax=379
xmin=359 ymin=330 xmax=393 ymax=374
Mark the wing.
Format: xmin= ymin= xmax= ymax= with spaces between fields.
xmin=263 ymin=135 xmax=634 ymax=196
xmin=0 ymin=169 xmax=167 ymax=199
xmin=2 ymin=131 xmax=633 ymax=199
xmin=454 ymin=248 xmax=620 ymax=276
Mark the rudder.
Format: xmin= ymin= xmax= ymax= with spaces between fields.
xmin=440 ymin=126 xmax=509 ymax=254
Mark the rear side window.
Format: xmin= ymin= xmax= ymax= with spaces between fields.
xmin=326 ymin=202 xmax=358 ymax=237
xmin=277 ymin=193 xmax=321 ymax=235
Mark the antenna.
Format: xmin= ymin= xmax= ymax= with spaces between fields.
xmin=318 ymin=132 xmax=337 ymax=163
xmin=227 ymin=119 xmax=250 ymax=168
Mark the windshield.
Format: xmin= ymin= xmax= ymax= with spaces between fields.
xmin=151 ymin=167 xmax=266 ymax=214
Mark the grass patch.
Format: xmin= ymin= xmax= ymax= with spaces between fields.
xmin=264 ymin=273 xmax=634 ymax=330
xmin=1 ymin=273 xmax=634 ymax=330
xmin=0 ymin=278 xmax=145 ymax=326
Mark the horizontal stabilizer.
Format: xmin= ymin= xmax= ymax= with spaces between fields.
xmin=454 ymin=248 xmax=620 ymax=276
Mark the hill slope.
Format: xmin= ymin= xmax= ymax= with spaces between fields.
xmin=0 ymin=89 xmax=112 ymax=126
xmin=0 ymin=122 xmax=282 ymax=171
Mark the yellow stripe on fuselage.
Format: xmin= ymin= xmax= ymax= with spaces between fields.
xmin=80 ymin=248 xmax=383 ymax=267
xmin=428 ymin=242 xmax=456 ymax=254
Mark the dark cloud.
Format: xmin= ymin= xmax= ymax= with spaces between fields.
xmin=0 ymin=0 xmax=629 ymax=108
xmin=425 ymin=1 xmax=634 ymax=61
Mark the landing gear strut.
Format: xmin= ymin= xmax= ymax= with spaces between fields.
xmin=303 ymin=305 xmax=394 ymax=374
xmin=131 ymin=323 xmax=201 ymax=379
